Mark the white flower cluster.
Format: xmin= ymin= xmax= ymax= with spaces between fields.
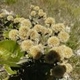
xmin=7 ymin=5 xmax=73 ymax=77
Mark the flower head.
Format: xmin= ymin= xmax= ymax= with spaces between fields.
xmin=20 ymin=19 xmax=32 ymax=28
xmin=38 ymin=9 xmax=45 ymax=17
xmin=52 ymin=65 xmax=66 ymax=77
xmin=45 ymin=50 xmax=60 ymax=64
xmin=61 ymin=62 xmax=73 ymax=73
xmin=34 ymin=6 xmax=40 ymax=11
xmin=9 ymin=29 xmax=19 ymax=41
xmin=33 ymin=24 xmax=43 ymax=33
xmin=30 ymin=5 xmax=35 ymax=9
xmin=14 ymin=17 xmax=24 ymax=23
xmin=19 ymin=26 xmax=29 ymax=40
xmin=0 ymin=13 xmax=7 ymax=18
xmin=58 ymin=31 xmax=70 ymax=42
xmin=30 ymin=11 xmax=36 ymax=17
xmin=21 ymin=40 xmax=34 ymax=51
xmin=29 ymin=45 xmax=42 ymax=59
xmin=65 ymin=63 xmax=73 ymax=73
xmin=27 ymin=29 xmax=40 ymax=41
xmin=52 ymin=23 xmax=65 ymax=33
xmin=48 ymin=36 xmax=60 ymax=47
xmin=7 ymin=15 xmax=14 ymax=21
xmin=45 ymin=17 xmax=55 ymax=26
xmin=51 ymin=46 xmax=64 ymax=60
xmin=60 ymin=45 xmax=73 ymax=58
xmin=44 ymin=28 xmax=53 ymax=36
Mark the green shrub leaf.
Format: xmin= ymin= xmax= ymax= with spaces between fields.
xmin=0 ymin=40 xmax=24 ymax=67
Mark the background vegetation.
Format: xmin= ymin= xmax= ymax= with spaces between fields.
xmin=0 ymin=0 xmax=80 ymax=80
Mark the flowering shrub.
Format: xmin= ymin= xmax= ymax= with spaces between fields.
xmin=0 ymin=5 xmax=73 ymax=80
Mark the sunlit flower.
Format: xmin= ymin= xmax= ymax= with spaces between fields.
xmin=27 ymin=29 xmax=40 ymax=41
xmin=30 ymin=11 xmax=36 ymax=17
xmin=0 ymin=13 xmax=7 ymax=18
xmin=48 ymin=36 xmax=60 ymax=47
xmin=14 ymin=17 xmax=24 ymax=23
xmin=52 ymin=65 xmax=66 ymax=77
xmin=52 ymin=23 xmax=65 ymax=33
xmin=19 ymin=26 xmax=29 ymax=40
xmin=34 ymin=6 xmax=40 ymax=11
xmin=65 ymin=63 xmax=73 ymax=73
xmin=29 ymin=45 xmax=42 ymax=59
xmin=21 ymin=40 xmax=34 ymax=51
xmin=44 ymin=28 xmax=53 ymax=36
xmin=58 ymin=31 xmax=70 ymax=42
xmin=9 ymin=29 xmax=19 ymax=41
xmin=45 ymin=17 xmax=55 ymax=26
xmin=45 ymin=50 xmax=60 ymax=64
xmin=33 ymin=24 xmax=43 ymax=33
xmin=38 ymin=9 xmax=45 ymax=17
xmin=51 ymin=46 xmax=64 ymax=60
xmin=20 ymin=19 xmax=32 ymax=28
xmin=30 ymin=5 xmax=35 ymax=9
xmin=61 ymin=62 xmax=73 ymax=73
xmin=7 ymin=15 xmax=14 ymax=21
xmin=60 ymin=45 xmax=73 ymax=58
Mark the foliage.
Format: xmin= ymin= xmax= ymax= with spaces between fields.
xmin=0 ymin=40 xmax=24 ymax=74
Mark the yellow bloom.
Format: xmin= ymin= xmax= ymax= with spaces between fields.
xmin=30 ymin=5 xmax=35 ymax=9
xmin=30 ymin=11 xmax=36 ymax=17
xmin=27 ymin=29 xmax=40 ymax=40
xmin=51 ymin=46 xmax=64 ymax=60
xmin=20 ymin=19 xmax=32 ymax=28
xmin=38 ymin=9 xmax=45 ymax=17
xmin=21 ymin=40 xmax=33 ymax=51
xmin=60 ymin=45 xmax=73 ymax=58
xmin=45 ymin=50 xmax=60 ymax=64
xmin=65 ymin=63 xmax=73 ymax=73
xmin=29 ymin=45 xmax=42 ymax=59
xmin=45 ymin=17 xmax=55 ymax=26
xmin=7 ymin=15 xmax=14 ymax=21
xmin=9 ymin=29 xmax=18 ymax=41
xmin=33 ymin=24 xmax=43 ymax=33
xmin=61 ymin=62 xmax=73 ymax=73
xmin=0 ymin=13 xmax=7 ymax=18
xmin=52 ymin=23 xmax=65 ymax=33
xmin=34 ymin=6 xmax=40 ymax=11
xmin=48 ymin=36 xmax=60 ymax=47
xmin=14 ymin=17 xmax=24 ymax=23
xmin=19 ymin=26 xmax=29 ymax=40
xmin=58 ymin=31 xmax=70 ymax=42
xmin=44 ymin=28 xmax=53 ymax=36
xmin=52 ymin=65 xmax=66 ymax=77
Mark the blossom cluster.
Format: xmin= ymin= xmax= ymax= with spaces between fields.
xmin=0 ymin=5 xmax=73 ymax=80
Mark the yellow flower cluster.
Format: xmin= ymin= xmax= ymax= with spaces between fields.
xmin=51 ymin=45 xmax=73 ymax=60
xmin=7 ymin=5 xmax=73 ymax=75
xmin=30 ymin=5 xmax=47 ymax=19
xmin=45 ymin=17 xmax=55 ymax=26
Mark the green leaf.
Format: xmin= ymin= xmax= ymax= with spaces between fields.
xmin=4 ymin=64 xmax=17 ymax=75
xmin=0 ymin=40 xmax=24 ymax=67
